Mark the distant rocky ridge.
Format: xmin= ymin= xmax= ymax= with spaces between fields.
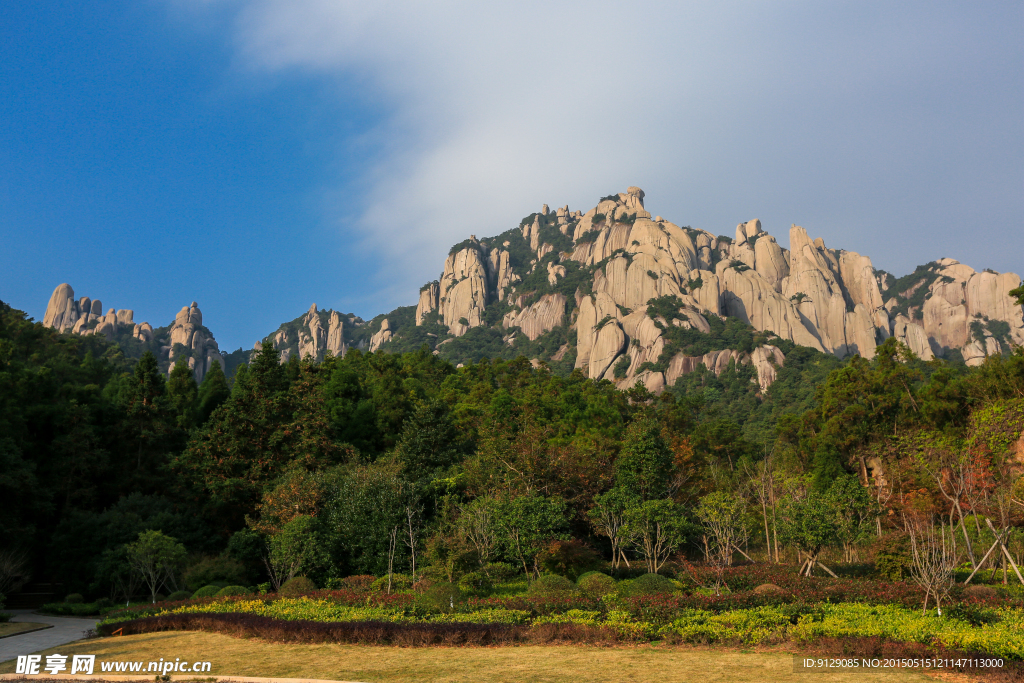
xmin=42 ymin=283 xmax=223 ymax=382
xmin=41 ymin=187 xmax=1023 ymax=394
xmin=255 ymin=304 xmax=370 ymax=363
xmin=376 ymin=186 xmax=1024 ymax=392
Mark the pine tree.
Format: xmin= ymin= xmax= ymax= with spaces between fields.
xmin=124 ymin=351 xmax=166 ymax=471
xmin=166 ymin=356 xmax=198 ymax=430
xmin=197 ymin=360 xmax=230 ymax=424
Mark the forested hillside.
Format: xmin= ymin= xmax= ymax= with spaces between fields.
xmin=2 ymin=289 xmax=1023 ymax=603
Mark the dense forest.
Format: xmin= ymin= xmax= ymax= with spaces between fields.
xmin=1 ymin=287 xmax=1023 ymax=603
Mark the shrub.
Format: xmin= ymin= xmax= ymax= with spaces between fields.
xmin=65 ymin=593 xmax=84 ymax=604
xmin=458 ymin=572 xmax=493 ymax=597
xmin=874 ymin=532 xmax=913 ymax=581
xmin=214 ymin=585 xmax=251 ymax=598
xmin=617 ymin=573 xmax=675 ymax=598
xmin=963 ymin=585 xmax=997 ymax=598
xmin=0 ymin=612 xmax=11 ymax=623
xmin=192 ymin=585 xmax=221 ymax=599
xmin=529 ymin=574 xmax=575 ymax=596
xmin=280 ymin=577 xmax=317 ymax=597
xmin=95 ymin=597 xmax=113 ymax=611
xmin=753 ymin=584 xmax=787 ymax=595
xmin=370 ymin=574 xmax=411 ymax=593
xmin=182 ymin=555 xmax=248 ymax=592
xmin=537 ymin=540 xmax=601 ymax=581
xmin=414 ymin=584 xmax=464 ymax=613
xmin=577 ymin=571 xmax=616 ymax=598
xmin=340 ymin=575 xmax=376 ymax=592
xmin=482 ymin=562 xmax=519 ymax=583
xmin=167 ymin=590 xmax=192 ymax=601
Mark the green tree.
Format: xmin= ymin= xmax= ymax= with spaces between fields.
xmin=125 ymin=529 xmax=187 ymax=603
xmin=696 ymin=491 xmax=746 ymax=584
xmin=174 ymin=343 xmax=343 ymax=530
xmin=810 ymin=443 xmax=846 ymax=493
xmin=264 ymin=515 xmax=327 ymax=591
xmin=778 ymin=491 xmax=842 ymax=577
xmin=827 ymin=474 xmax=877 ymax=562
xmin=321 ymin=463 xmax=408 ymax=576
xmin=166 ymin=356 xmax=198 ymax=431
xmin=197 ymin=360 xmax=230 ymax=424
xmin=393 ymin=400 xmax=462 ymax=495
xmin=587 ymin=487 xmax=638 ymax=569
xmin=1010 ymin=284 xmax=1024 ymax=307
xmin=615 ymin=417 xmax=674 ymax=501
xmin=493 ymin=493 xmax=569 ymax=576
xmin=123 ymin=351 xmax=167 ymax=471
xmin=623 ymin=499 xmax=686 ymax=574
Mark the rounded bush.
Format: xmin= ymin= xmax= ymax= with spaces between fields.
xmin=94 ymin=597 xmax=113 ymax=611
xmin=873 ymin=532 xmax=913 ymax=581
xmin=964 ymin=584 xmax=997 ymax=598
xmin=166 ymin=590 xmax=192 ymax=601
xmin=752 ymin=583 xmax=787 ymax=595
xmin=214 ymin=585 xmax=251 ymax=598
xmin=64 ymin=593 xmax=84 ymax=604
xmin=537 ymin=540 xmax=601 ymax=581
xmin=370 ymin=574 xmax=411 ymax=593
xmin=616 ymin=573 xmax=675 ymax=598
xmin=341 ymin=575 xmax=376 ymax=592
xmin=457 ymin=571 xmax=493 ymax=597
xmin=577 ymin=571 xmax=615 ymax=597
xmin=482 ymin=562 xmax=519 ymax=583
xmin=192 ymin=585 xmax=221 ymax=599
xmin=279 ymin=577 xmax=317 ymax=597
xmin=528 ymin=574 xmax=575 ymax=596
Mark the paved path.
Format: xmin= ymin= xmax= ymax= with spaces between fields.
xmin=0 ymin=611 xmax=97 ymax=663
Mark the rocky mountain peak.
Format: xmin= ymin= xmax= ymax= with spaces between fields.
xmin=40 ymin=283 xmax=222 ymax=382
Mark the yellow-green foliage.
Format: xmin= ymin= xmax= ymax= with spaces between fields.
xmin=791 ymin=604 xmax=1024 ymax=660
xmin=663 ymin=607 xmax=790 ymax=645
xmin=159 ymin=597 xmax=530 ymax=626
xmin=140 ymin=597 xmax=1024 ymax=659
xmin=968 ymin=399 xmax=1024 ymax=457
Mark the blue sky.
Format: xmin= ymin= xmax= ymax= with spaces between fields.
xmin=1 ymin=1 xmax=1021 ymax=351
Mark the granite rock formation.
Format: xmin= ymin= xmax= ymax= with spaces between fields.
xmin=393 ymin=187 xmax=1022 ymax=390
xmin=41 ymin=283 xmax=223 ymax=382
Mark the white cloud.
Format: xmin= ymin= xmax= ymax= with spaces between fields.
xmin=203 ymin=1 xmax=1023 ymax=310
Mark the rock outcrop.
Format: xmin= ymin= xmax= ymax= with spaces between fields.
xmin=438 ymin=244 xmax=489 ymax=337
xmin=369 ymin=318 xmax=393 ymax=352
xmin=165 ymin=301 xmax=223 ymax=382
xmin=502 ymin=294 xmax=566 ymax=341
xmin=395 ymin=186 xmax=1022 ymax=391
xmin=258 ymin=304 xmax=363 ymax=362
xmin=40 ymin=283 xmax=223 ymax=382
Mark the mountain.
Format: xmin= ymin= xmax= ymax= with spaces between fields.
xmin=41 ymin=284 xmax=226 ymax=382
xmin=40 ymin=186 xmax=1024 ymax=393
xmin=351 ymin=186 xmax=1023 ymax=391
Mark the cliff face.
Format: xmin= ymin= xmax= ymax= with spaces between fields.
xmin=41 ymin=284 xmax=222 ymax=382
xmin=389 ymin=186 xmax=1023 ymax=389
